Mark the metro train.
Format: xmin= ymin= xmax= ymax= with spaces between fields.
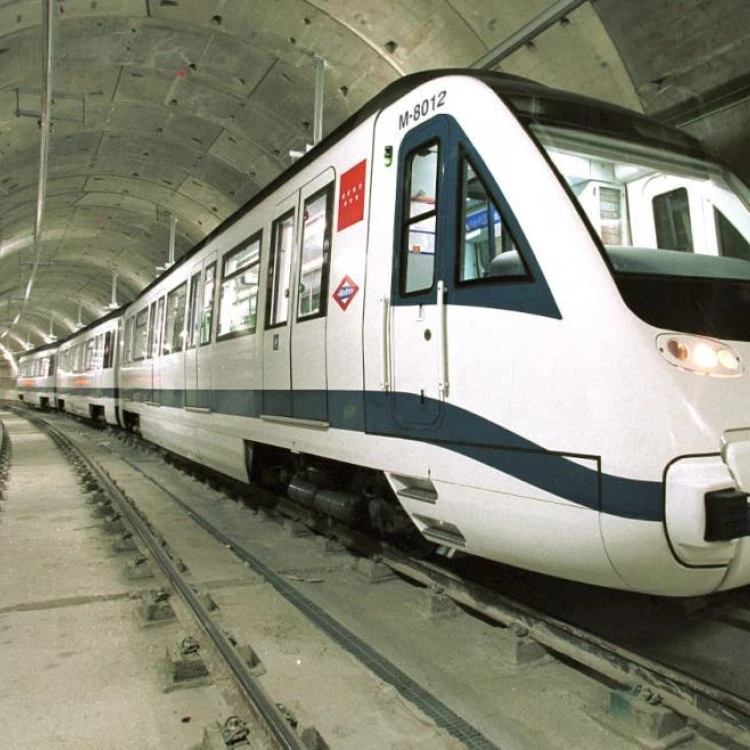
xmin=16 ymin=69 xmax=750 ymax=596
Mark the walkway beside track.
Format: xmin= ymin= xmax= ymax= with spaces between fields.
xmin=0 ymin=410 xmax=228 ymax=749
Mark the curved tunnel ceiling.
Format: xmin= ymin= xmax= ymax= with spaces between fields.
xmin=1 ymin=0 xmax=749 ymax=354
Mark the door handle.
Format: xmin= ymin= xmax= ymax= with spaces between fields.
xmin=381 ymin=296 xmax=391 ymax=392
xmin=437 ymin=280 xmax=449 ymax=397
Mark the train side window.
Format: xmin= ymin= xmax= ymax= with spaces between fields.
xmin=458 ymin=157 xmax=529 ymax=283
xmin=401 ymin=142 xmax=439 ymax=295
xmin=186 ymin=270 xmax=201 ymax=349
xmin=218 ymin=233 xmax=262 ymax=339
xmin=163 ymin=283 xmax=187 ymax=355
xmin=200 ymin=263 xmax=216 ymax=345
xmin=298 ymin=186 xmax=333 ymax=320
xmin=84 ymin=339 xmax=95 ymax=371
xmin=72 ymin=344 xmax=81 ymax=373
xmin=103 ymin=332 xmax=113 ymax=369
xmin=151 ymin=297 xmax=165 ymax=358
xmin=123 ymin=317 xmax=134 ymax=364
xmin=267 ymin=211 xmax=295 ymax=328
xmin=653 ymin=188 xmax=693 ymax=252
xmin=133 ymin=308 xmax=149 ymax=361
xmin=92 ymin=335 xmax=102 ymax=370
xmin=146 ymin=302 xmax=157 ymax=358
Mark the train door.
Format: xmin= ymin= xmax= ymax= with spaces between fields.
xmin=262 ymin=193 xmax=298 ymax=416
xmin=636 ymin=177 xmax=709 ymax=254
xmin=185 ymin=260 xmax=204 ymax=409
xmin=290 ymin=170 xmax=334 ymax=422
xmin=184 ymin=254 xmax=215 ymax=410
xmin=385 ymin=118 xmax=451 ymax=429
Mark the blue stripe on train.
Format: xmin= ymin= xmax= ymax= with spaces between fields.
xmin=109 ymin=386 xmax=664 ymax=524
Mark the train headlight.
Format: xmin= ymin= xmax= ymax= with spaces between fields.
xmin=657 ymin=333 xmax=743 ymax=377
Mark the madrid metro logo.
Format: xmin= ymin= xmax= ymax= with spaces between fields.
xmin=332 ymin=275 xmax=360 ymax=311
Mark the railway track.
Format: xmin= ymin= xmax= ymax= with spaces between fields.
xmin=11 ymin=408 xmax=309 ymax=750
xmin=6 ymin=404 xmax=750 ymax=750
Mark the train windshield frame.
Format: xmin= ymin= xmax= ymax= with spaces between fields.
xmin=525 ymin=117 xmax=750 ymax=341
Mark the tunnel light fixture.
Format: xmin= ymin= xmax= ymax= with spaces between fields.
xmin=657 ymin=333 xmax=743 ymax=377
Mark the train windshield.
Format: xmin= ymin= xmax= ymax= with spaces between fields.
xmin=532 ymin=125 xmax=750 ymax=341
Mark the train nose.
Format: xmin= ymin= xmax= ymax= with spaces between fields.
xmin=662 ymin=432 xmax=750 ymax=572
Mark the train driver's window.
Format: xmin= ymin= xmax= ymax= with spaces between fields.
xmin=267 ymin=211 xmax=295 ymax=328
xmin=218 ymin=234 xmax=261 ymax=338
xmin=401 ymin=142 xmax=439 ymax=294
xmin=298 ymin=187 xmax=332 ymax=320
xmin=458 ymin=158 xmax=528 ymax=283
xmin=200 ymin=263 xmax=216 ymax=345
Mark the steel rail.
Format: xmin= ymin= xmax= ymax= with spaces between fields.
xmin=26 ymin=412 xmax=307 ymax=750
xmin=118 ymin=424 xmax=750 ymax=748
xmin=20 ymin=407 xmax=750 ymax=747
xmin=111 ymin=429 xmax=750 ymax=748
xmin=380 ymin=554 xmax=750 ymax=747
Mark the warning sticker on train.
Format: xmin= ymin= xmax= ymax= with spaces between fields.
xmin=332 ymin=276 xmax=360 ymax=311
xmin=337 ymin=160 xmax=366 ymax=231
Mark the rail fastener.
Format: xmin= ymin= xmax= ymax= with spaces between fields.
xmin=163 ymin=636 xmax=213 ymax=692
xmin=591 ymin=685 xmax=694 ymax=749
xmin=137 ymin=588 xmax=176 ymax=627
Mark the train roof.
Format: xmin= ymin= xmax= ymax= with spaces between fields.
xmin=55 ymin=305 xmax=123 ymax=347
xmin=17 ymin=339 xmax=59 ymax=359
xmin=24 ymin=69 xmax=707 ymax=351
xmin=20 ymin=305 xmax=122 ymax=359
xmin=13 ymin=70 xmax=714 ymax=362
xmin=127 ymin=69 xmax=705 ymax=306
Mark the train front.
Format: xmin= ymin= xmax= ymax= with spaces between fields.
xmin=515 ymin=89 xmax=750 ymax=595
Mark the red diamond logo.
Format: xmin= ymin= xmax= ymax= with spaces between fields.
xmin=332 ymin=275 xmax=360 ymax=311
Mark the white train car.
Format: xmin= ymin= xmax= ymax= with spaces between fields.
xmin=105 ymin=70 xmax=750 ymax=595
xmin=17 ymin=342 xmax=58 ymax=409
xmin=56 ymin=312 xmax=120 ymax=425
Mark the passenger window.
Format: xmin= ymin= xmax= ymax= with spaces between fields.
xmin=84 ymin=339 xmax=95 ymax=371
xmin=653 ymin=188 xmax=693 ymax=252
xmin=123 ymin=317 xmax=134 ymax=364
xmin=93 ymin=335 xmax=103 ymax=370
xmin=151 ymin=298 xmax=165 ymax=358
xmin=132 ymin=308 xmax=149 ymax=361
xmin=218 ymin=234 xmax=261 ymax=338
xmin=458 ymin=158 xmax=528 ymax=282
xmin=401 ymin=142 xmax=438 ymax=294
xmin=186 ymin=270 xmax=201 ymax=349
xmin=103 ymin=332 xmax=113 ymax=369
xmin=200 ymin=263 xmax=216 ymax=345
xmin=163 ymin=283 xmax=187 ymax=355
xmin=298 ymin=187 xmax=332 ymax=320
xmin=267 ymin=211 xmax=295 ymax=328
xmin=146 ymin=302 xmax=157 ymax=358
